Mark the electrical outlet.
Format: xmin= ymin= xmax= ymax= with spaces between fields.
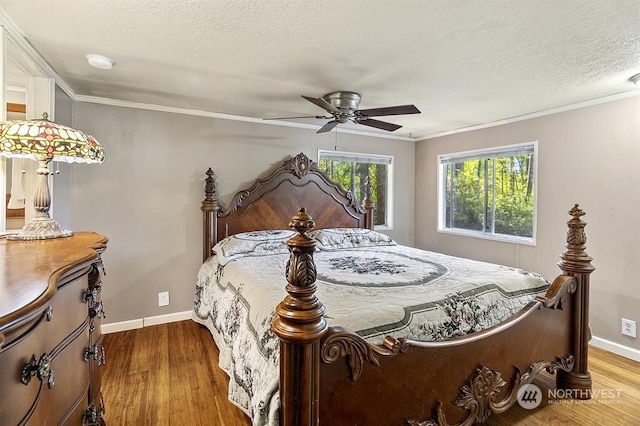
xmin=621 ymin=318 xmax=636 ymax=338
xmin=158 ymin=291 xmax=170 ymax=307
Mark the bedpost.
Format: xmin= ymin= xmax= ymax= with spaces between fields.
xmin=557 ymin=204 xmax=595 ymax=398
xmin=272 ymin=208 xmax=327 ymax=426
xmin=201 ymin=168 xmax=220 ymax=262
xmin=363 ymin=175 xmax=374 ymax=230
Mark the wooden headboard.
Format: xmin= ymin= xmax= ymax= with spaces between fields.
xmin=201 ymin=152 xmax=374 ymax=261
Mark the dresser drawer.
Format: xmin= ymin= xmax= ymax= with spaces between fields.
xmin=46 ymin=268 xmax=91 ymax=349
xmin=0 ymin=319 xmax=91 ymax=425
xmin=0 ymin=269 xmax=90 ymax=354
xmin=23 ymin=326 xmax=91 ymax=425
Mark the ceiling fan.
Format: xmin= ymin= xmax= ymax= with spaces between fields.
xmin=265 ymin=91 xmax=421 ymax=133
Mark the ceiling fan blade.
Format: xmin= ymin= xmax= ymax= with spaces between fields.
xmin=317 ymin=120 xmax=339 ymax=133
xmin=263 ymin=115 xmax=329 ymax=121
xmin=302 ymin=95 xmax=342 ymax=114
xmin=357 ymin=104 xmax=421 ymax=117
xmin=357 ymin=118 xmax=402 ymax=132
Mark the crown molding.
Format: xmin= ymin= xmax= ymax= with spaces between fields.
xmin=0 ymin=10 xmax=76 ymax=99
xmin=418 ymin=89 xmax=640 ymax=141
xmin=74 ymin=94 xmax=416 ymax=142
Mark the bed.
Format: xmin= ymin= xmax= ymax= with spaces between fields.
xmin=192 ymin=152 xmax=594 ymax=426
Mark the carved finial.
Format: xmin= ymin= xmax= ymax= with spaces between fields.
xmin=569 ymin=204 xmax=584 ymax=219
xmin=363 ymin=176 xmax=374 ymax=209
xmin=41 ymin=111 xmax=49 ymax=121
xmin=273 ymin=209 xmax=325 ymax=343
xmin=202 ymin=167 xmax=221 ymax=262
xmin=362 ymin=175 xmax=375 ymax=230
xmin=559 ymin=204 xmax=594 ymax=275
xmin=204 ymin=168 xmax=218 ymax=201
xmin=289 ymin=207 xmax=315 ymax=235
xmin=566 ymin=204 xmax=587 ymax=248
xmin=285 ymin=208 xmax=317 ymax=287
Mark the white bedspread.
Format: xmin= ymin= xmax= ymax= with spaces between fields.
xmin=192 ymin=234 xmax=548 ymax=426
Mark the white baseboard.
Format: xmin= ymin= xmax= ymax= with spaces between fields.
xmin=143 ymin=310 xmax=193 ymax=327
xmin=101 ymin=318 xmax=144 ymax=334
xmin=102 ymin=310 xmax=192 ymax=334
xmin=590 ymin=336 xmax=640 ymax=362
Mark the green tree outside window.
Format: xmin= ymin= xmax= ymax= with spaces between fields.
xmin=318 ymin=151 xmax=392 ymax=227
xmin=440 ymin=143 xmax=536 ymax=241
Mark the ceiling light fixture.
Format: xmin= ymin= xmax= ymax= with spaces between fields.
xmin=630 ymin=73 xmax=640 ymax=85
xmin=86 ymin=54 xmax=114 ymax=70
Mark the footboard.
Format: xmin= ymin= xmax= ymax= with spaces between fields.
xmin=318 ymin=276 xmax=577 ymax=425
xmin=273 ymin=205 xmax=594 ymax=426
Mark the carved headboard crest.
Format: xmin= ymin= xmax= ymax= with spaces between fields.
xmin=286 ymin=152 xmax=320 ymax=178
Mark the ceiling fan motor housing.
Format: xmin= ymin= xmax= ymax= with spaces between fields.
xmin=322 ymin=91 xmax=361 ymax=111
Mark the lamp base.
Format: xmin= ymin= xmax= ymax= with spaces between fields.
xmin=8 ymin=216 xmax=74 ymax=240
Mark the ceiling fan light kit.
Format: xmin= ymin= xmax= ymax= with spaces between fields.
xmin=266 ymin=91 xmax=421 ymax=134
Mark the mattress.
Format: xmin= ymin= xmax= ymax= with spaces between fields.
xmin=192 ymin=228 xmax=549 ymax=425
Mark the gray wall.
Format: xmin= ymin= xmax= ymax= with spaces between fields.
xmin=51 ymin=84 xmax=73 ymax=231
xmin=70 ymin=102 xmax=416 ymax=323
xmin=415 ymin=95 xmax=640 ymax=352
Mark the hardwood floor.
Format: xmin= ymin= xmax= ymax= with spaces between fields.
xmin=101 ymin=320 xmax=640 ymax=425
xmin=101 ymin=320 xmax=248 ymax=426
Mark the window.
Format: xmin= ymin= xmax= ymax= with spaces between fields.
xmin=438 ymin=142 xmax=537 ymax=243
xmin=318 ymin=150 xmax=393 ymax=229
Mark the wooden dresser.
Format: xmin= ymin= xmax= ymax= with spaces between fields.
xmin=0 ymin=232 xmax=108 ymax=425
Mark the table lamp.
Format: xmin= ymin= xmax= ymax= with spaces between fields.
xmin=0 ymin=112 xmax=105 ymax=240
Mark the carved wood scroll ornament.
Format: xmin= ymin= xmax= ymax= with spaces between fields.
xmin=321 ymin=327 xmax=405 ymax=381
xmin=406 ymin=354 xmax=575 ymax=426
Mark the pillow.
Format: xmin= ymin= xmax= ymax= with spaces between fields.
xmin=213 ymin=230 xmax=296 ymax=264
xmin=309 ymin=228 xmax=396 ymax=250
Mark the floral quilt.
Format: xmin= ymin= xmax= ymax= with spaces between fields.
xmin=192 ymin=231 xmax=549 ymax=426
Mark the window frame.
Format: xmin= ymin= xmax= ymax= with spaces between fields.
xmin=317 ymin=149 xmax=394 ymax=230
xmin=436 ymin=141 xmax=538 ymax=245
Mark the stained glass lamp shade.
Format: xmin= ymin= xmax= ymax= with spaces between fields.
xmin=0 ymin=112 xmax=105 ymax=240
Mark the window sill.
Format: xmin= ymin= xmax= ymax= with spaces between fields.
xmin=437 ymin=228 xmax=536 ymax=246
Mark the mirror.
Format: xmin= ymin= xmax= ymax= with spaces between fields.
xmin=2 ymin=36 xmax=51 ymax=232
xmin=5 ymin=102 xmax=26 ymax=229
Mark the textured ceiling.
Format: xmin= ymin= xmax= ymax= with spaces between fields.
xmin=1 ymin=0 xmax=640 ymax=139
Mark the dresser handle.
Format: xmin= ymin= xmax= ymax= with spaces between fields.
xmin=45 ymin=305 xmax=54 ymax=321
xmin=82 ymin=287 xmax=99 ymax=305
xmin=89 ymin=301 xmax=106 ymax=319
xmin=97 ymin=258 xmax=107 ymax=276
xmin=21 ymin=353 xmax=54 ymax=388
xmin=84 ymin=344 xmax=106 ymax=366
xmin=82 ymin=393 xmax=105 ymax=426
xmin=89 ymin=301 xmax=106 ymax=333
